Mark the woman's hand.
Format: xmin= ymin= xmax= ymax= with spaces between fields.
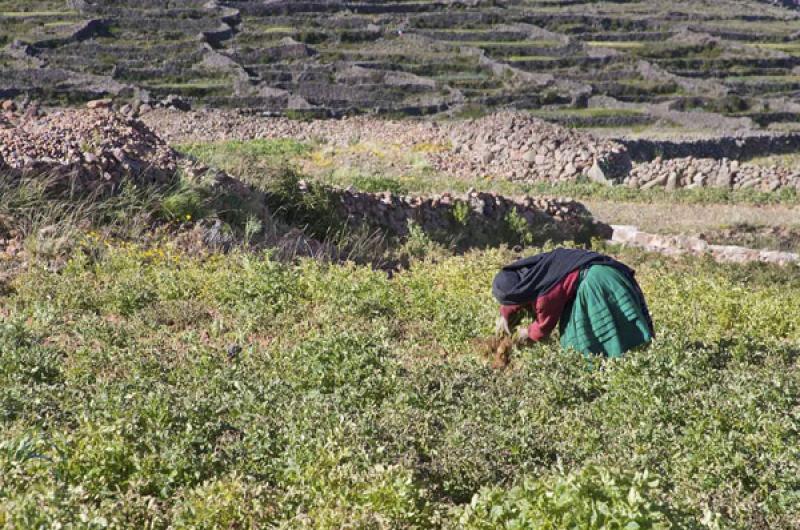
xmin=516 ymin=326 xmax=529 ymax=344
xmin=495 ymin=315 xmax=510 ymax=336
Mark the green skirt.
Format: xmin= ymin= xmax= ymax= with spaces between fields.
xmin=559 ymin=265 xmax=653 ymax=359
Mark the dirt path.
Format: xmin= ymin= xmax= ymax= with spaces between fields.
xmin=585 ymin=200 xmax=800 ymax=234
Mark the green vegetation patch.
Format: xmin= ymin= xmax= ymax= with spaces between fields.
xmin=586 ymin=40 xmax=646 ymax=50
xmin=0 ymin=10 xmax=71 ymax=17
xmin=528 ymin=108 xmax=646 ymax=118
xmin=506 ymin=55 xmax=560 ymax=62
xmin=178 ymin=139 xmax=313 ymax=185
xmin=448 ymin=39 xmax=562 ymax=48
xmin=1 ymin=240 xmax=799 ymax=528
xmin=747 ymin=42 xmax=800 ymax=53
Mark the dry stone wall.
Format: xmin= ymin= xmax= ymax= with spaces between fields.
xmin=142 ymin=108 xmax=800 ymax=193
xmin=611 ymin=225 xmax=800 ymax=266
xmin=330 ymin=185 xmax=608 ymax=245
xmin=627 ymin=157 xmax=800 ymax=192
xmin=621 ymin=133 xmax=800 ymax=163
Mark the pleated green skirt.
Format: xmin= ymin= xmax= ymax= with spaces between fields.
xmin=559 ymin=265 xmax=653 ymax=359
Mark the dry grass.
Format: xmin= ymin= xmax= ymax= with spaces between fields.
xmin=585 ymin=199 xmax=800 ymax=234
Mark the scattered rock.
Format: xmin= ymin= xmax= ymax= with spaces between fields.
xmin=641 ymin=174 xmax=667 ymax=190
xmin=440 ymin=111 xmax=632 ymax=184
xmin=665 ymin=171 xmax=678 ymax=191
xmin=87 ymin=99 xmax=113 ymax=109
xmin=226 ymin=343 xmax=242 ymax=360
xmin=160 ymin=95 xmax=191 ymax=111
xmin=715 ymin=165 xmax=733 ymax=188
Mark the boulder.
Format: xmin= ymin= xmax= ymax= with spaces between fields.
xmin=588 ymin=161 xmax=612 ymax=186
xmin=665 ymin=171 xmax=678 ymax=191
xmin=641 ymin=174 xmax=667 ymax=189
xmin=715 ymin=165 xmax=733 ymax=188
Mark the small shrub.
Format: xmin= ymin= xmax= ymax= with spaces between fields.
xmin=402 ymin=219 xmax=442 ymax=259
xmin=453 ymin=200 xmax=471 ymax=226
xmin=160 ymin=184 xmax=207 ymax=222
xmin=264 ymin=168 xmax=344 ymax=238
xmin=504 ymin=207 xmax=533 ymax=246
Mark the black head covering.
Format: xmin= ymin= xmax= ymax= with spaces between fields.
xmin=492 ymin=248 xmax=654 ymax=335
xmin=492 ymin=248 xmax=613 ymax=305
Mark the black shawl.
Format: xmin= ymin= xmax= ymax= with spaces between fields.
xmin=492 ymin=248 xmax=654 ymax=333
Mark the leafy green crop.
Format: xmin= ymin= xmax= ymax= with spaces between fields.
xmin=1 ymin=241 xmax=798 ymax=528
xmin=460 ymin=465 xmax=692 ymax=529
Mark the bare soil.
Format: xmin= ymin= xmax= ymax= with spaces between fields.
xmin=701 ymin=224 xmax=800 ymax=253
xmin=586 ymin=199 xmax=800 ymax=235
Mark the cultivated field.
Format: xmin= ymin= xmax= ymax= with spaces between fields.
xmin=2 ymin=0 xmax=800 ymax=528
xmin=2 ymin=235 xmax=799 ymax=529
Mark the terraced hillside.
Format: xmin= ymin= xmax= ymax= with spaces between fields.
xmin=2 ymin=0 xmax=800 ymax=128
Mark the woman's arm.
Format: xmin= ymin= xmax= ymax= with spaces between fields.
xmin=524 ymin=269 xmax=581 ymax=342
xmin=496 ymin=303 xmax=529 ymax=336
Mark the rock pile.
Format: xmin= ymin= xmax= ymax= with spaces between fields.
xmin=0 ymin=101 xmax=177 ymax=190
xmin=332 ymin=187 xmax=608 ymax=244
xmin=626 ymin=157 xmax=800 ymax=192
xmin=437 ymin=112 xmax=632 ymax=184
xmin=141 ymin=107 xmax=444 ymax=147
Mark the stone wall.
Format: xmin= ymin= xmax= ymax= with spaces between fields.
xmin=611 ymin=225 xmax=799 ymax=265
xmin=329 ymin=186 xmax=610 ymax=245
xmin=620 ymin=133 xmax=800 ymax=163
xmin=627 ymin=157 xmax=800 ymax=192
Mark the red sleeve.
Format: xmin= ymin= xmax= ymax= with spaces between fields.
xmin=528 ymin=269 xmax=581 ymax=341
xmin=499 ymin=303 xmax=527 ymax=321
